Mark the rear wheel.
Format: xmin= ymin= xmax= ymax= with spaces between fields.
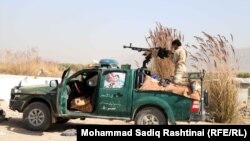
xmin=135 ymin=107 xmax=167 ymax=125
xmin=23 ymin=102 xmax=51 ymax=131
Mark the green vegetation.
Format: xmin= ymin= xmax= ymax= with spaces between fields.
xmin=237 ymin=72 xmax=250 ymax=78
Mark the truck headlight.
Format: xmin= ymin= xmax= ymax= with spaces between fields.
xmin=13 ymin=88 xmax=21 ymax=93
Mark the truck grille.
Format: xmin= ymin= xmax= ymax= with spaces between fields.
xmin=10 ymin=88 xmax=15 ymax=99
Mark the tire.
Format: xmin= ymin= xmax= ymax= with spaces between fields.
xmin=56 ymin=117 xmax=70 ymax=124
xmin=0 ymin=108 xmax=6 ymax=122
xmin=135 ymin=107 xmax=167 ymax=125
xmin=23 ymin=102 xmax=51 ymax=131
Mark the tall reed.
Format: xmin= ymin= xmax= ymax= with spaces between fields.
xmin=146 ymin=23 xmax=184 ymax=78
xmin=189 ymin=32 xmax=240 ymax=123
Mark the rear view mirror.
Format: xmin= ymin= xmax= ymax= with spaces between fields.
xmin=50 ymin=80 xmax=58 ymax=88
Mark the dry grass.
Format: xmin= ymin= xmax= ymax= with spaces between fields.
xmin=146 ymin=23 xmax=184 ymax=78
xmin=189 ymin=32 xmax=241 ymax=123
xmin=0 ymin=48 xmax=62 ymax=77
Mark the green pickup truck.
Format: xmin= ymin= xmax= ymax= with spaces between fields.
xmin=9 ymin=63 xmax=208 ymax=131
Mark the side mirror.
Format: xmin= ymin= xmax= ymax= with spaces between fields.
xmin=204 ymin=90 xmax=209 ymax=108
xmin=87 ymin=80 xmax=96 ymax=87
xmin=50 ymin=80 xmax=58 ymax=88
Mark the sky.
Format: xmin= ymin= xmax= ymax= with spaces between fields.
xmin=0 ymin=0 xmax=250 ymax=66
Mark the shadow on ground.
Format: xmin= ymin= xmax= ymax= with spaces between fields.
xmin=0 ymin=117 xmax=80 ymax=136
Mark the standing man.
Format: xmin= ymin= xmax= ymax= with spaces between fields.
xmin=171 ymin=39 xmax=187 ymax=84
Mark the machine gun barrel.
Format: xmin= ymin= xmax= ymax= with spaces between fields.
xmin=123 ymin=43 xmax=174 ymax=68
xmin=123 ymin=43 xmax=151 ymax=52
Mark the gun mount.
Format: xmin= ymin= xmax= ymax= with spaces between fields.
xmin=123 ymin=43 xmax=173 ymax=68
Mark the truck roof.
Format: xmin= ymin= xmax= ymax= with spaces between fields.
xmin=82 ymin=64 xmax=133 ymax=71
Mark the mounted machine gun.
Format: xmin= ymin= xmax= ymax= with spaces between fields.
xmin=123 ymin=43 xmax=173 ymax=68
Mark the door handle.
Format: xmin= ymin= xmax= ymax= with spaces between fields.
xmin=113 ymin=93 xmax=123 ymax=97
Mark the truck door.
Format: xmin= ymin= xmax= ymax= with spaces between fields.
xmin=57 ymin=67 xmax=70 ymax=114
xmin=97 ymin=70 xmax=130 ymax=117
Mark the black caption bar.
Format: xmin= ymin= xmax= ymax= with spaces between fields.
xmin=77 ymin=125 xmax=250 ymax=140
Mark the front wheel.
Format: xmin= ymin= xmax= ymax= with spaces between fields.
xmin=135 ymin=107 xmax=167 ymax=125
xmin=23 ymin=102 xmax=51 ymax=131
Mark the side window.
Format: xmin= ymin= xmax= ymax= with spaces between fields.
xmin=103 ymin=72 xmax=126 ymax=89
xmin=87 ymin=74 xmax=98 ymax=87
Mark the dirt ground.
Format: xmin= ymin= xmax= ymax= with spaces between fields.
xmin=0 ymin=100 xmax=134 ymax=141
xmin=1 ymin=100 xmax=248 ymax=141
